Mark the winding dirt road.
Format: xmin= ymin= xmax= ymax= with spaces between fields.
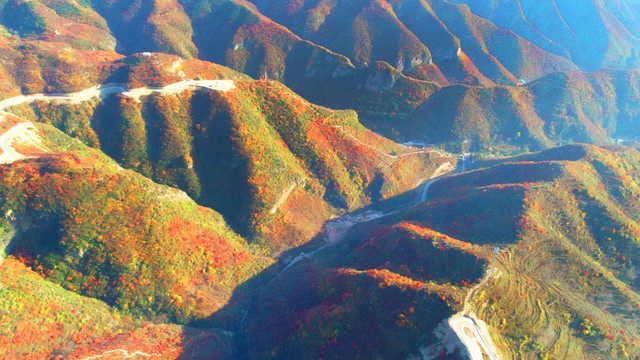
xmin=0 ymin=122 xmax=29 ymax=164
xmin=0 ymin=112 xmax=45 ymax=164
xmin=414 ymin=156 xmax=501 ymax=360
xmin=449 ymin=315 xmax=500 ymax=360
xmin=448 ymin=248 xmax=501 ymax=360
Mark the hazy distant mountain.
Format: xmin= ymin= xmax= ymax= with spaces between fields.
xmin=450 ymin=0 xmax=640 ymax=71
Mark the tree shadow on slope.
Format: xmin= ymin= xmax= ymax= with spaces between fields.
xmin=5 ymin=214 xmax=62 ymax=265
xmin=89 ymin=90 xmax=255 ymax=238
xmin=182 ymin=242 xmax=469 ymax=359
xmin=189 ymin=91 xmax=254 ymax=237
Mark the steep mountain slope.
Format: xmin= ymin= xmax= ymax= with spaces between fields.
xmin=181 ymin=0 xmax=351 ymax=79
xmin=238 ymin=144 xmax=640 ymax=359
xmin=450 ymin=0 xmax=640 ymax=71
xmin=0 ymin=120 xmax=273 ymax=325
xmin=0 ymin=31 xmax=441 ymax=139
xmin=247 ymin=0 xmax=577 ymax=84
xmin=11 ymin=0 xmax=631 ymax=139
xmin=9 ymin=63 xmax=453 ymax=250
xmin=409 ymin=69 xmax=640 ymax=153
xmin=0 ymin=0 xmax=589 ymax=87
xmin=99 ymin=0 xmax=444 ymax=126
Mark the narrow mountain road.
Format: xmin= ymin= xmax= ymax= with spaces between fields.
xmin=0 ymin=122 xmax=29 ymax=164
xmin=0 ymin=79 xmax=236 ymax=112
xmin=413 ymin=160 xmax=456 ymax=204
xmin=331 ymin=125 xmax=450 ymax=169
xmin=79 ymin=349 xmax=160 ymax=360
xmin=316 ymin=157 xmax=458 ymax=255
xmin=0 ymin=113 xmax=44 ymax=164
xmin=418 ymin=177 xmax=438 ymax=204
xmin=448 ymin=248 xmax=501 ymax=360
xmin=449 ymin=316 xmax=500 ymax=360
